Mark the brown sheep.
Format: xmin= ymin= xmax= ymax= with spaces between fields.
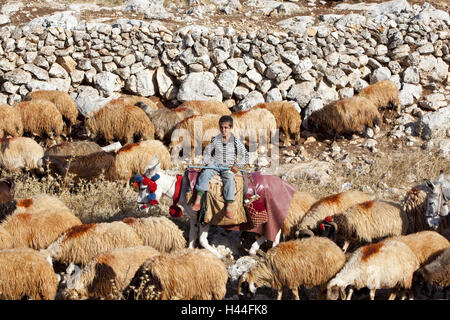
xmin=148 ymin=106 xmax=200 ymax=143
xmin=0 ymin=248 xmax=59 ymax=300
xmin=177 ymin=100 xmax=232 ymax=115
xmin=125 ymin=248 xmax=228 ymax=300
xmin=0 ymin=104 xmax=23 ymax=138
xmin=62 ymin=246 xmax=160 ymax=300
xmin=26 ymin=90 xmax=79 ymax=136
xmin=14 ymin=99 xmax=64 ymax=145
xmin=122 ymin=216 xmax=186 ymax=253
xmin=111 ymin=140 xmax=172 ymax=182
xmin=42 ymin=151 xmax=116 ymax=182
xmin=85 ymin=104 xmax=155 ymax=146
xmin=358 ymin=80 xmax=401 ymax=113
xmin=231 ymin=108 xmax=277 ymax=147
xmin=108 ymin=94 xmax=160 ymax=111
xmin=281 ymin=191 xmax=317 ymax=240
xmin=308 ymin=96 xmax=382 ymax=137
xmin=169 ymin=114 xmax=221 ymax=151
xmin=255 ymin=101 xmax=302 ymax=147
xmin=238 ymin=237 xmax=346 ymax=300
xmin=44 ymin=140 xmax=103 ymax=157
xmin=0 ymin=137 xmax=45 ymax=173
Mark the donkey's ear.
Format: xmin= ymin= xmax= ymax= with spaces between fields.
xmin=424 ymin=179 xmax=435 ymax=191
xmin=144 ymin=155 xmax=160 ymax=176
xmin=437 ymin=170 xmax=445 ymax=182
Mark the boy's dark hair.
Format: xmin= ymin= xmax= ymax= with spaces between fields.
xmin=219 ymin=115 xmax=233 ymax=127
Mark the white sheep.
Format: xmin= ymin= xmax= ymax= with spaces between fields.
xmin=125 ymin=248 xmax=228 ymax=300
xmin=326 ymin=239 xmax=420 ymax=300
xmin=0 ymin=248 xmax=59 ymax=300
xmin=0 ymin=137 xmax=45 ymax=173
xmin=238 ymin=237 xmax=346 ymax=300
xmin=122 ymin=216 xmax=186 ymax=253
xmin=61 ymin=246 xmax=160 ymax=300
xmin=42 ymin=221 xmax=143 ymax=266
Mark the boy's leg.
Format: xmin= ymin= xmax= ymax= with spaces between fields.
xmin=192 ymin=169 xmax=217 ymax=211
xmin=221 ymin=170 xmax=236 ymax=218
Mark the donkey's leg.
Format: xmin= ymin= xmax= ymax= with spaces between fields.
xmin=188 ymin=217 xmax=199 ymax=249
xmin=198 ymin=223 xmax=223 ymax=259
xmin=249 ymin=236 xmax=266 ymax=256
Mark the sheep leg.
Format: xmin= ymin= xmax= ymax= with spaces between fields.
xmin=198 ymin=224 xmax=223 ymax=259
xmin=369 ymin=289 xmax=376 ymax=300
xmin=276 ymin=290 xmax=283 ymax=300
xmin=345 ymin=287 xmax=353 ymax=300
xmin=272 ymin=229 xmax=281 ymax=247
xmin=291 ymin=288 xmax=300 ymax=300
xmin=249 ymin=236 xmax=266 ymax=256
xmin=342 ymin=240 xmax=350 ymax=253
xmin=388 ymin=289 xmax=397 ymax=300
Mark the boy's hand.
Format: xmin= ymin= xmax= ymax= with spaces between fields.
xmin=231 ymin=165 xmax=239 ymax=173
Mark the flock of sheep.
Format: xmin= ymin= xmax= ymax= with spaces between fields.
xmin=0 ymin=80 xmax=448 ymax=300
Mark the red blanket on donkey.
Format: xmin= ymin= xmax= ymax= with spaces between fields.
xmin=185 ymin=170 xmax=296 ymax=242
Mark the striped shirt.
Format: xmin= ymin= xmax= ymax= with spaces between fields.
xmin=202 ymin=133 xmax=249 ymax=169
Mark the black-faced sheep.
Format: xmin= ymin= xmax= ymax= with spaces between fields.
xmin=0 ymin=104 xmax=23 ymax=138
xmin=254 ymin=101 xmax=302 ymax=147
xmin=42 ymin=221 xmax=144 ymax=266
xmin=14 ymin=99 xmax=64 ymax=144
xmin=44 ymin=140 xmax=103 ymax=157
xmin=85 ymin=104 xmax=155 ymax=146
xmin=178 ymin=100 xmax=232 ymax=115
xmin=122 ymin=216 xmax=186 ymax=253
xmin=148 ymin=106 xmax=200 ymax=143
xmin=0 ymin=248 xmax=59 ymax=300
xmin=294 ymin=190 xmax=374 ymax=236
xmin=112 ymin=140 xmax=172 ymax=182
xmin=413 ymin=247 xmax=450 ymax=299
xmin=26 ymin=90 xmax=79 ymax=136
xmin=238 ymin=237 xmax=346 ymax=300
xmin=0 ymin=137 xmax=45 ymax=173
xmin=357 ymin=80 xmax=401 ymax=113
xmin=125 ymin=248 xmax=228 ymax=300
xmin=326 ymin=239 xmax=420 ymax=300
xmin=62 ymin=246 xmax=160 ymax=300
xmin=308 ymin=96 xmax=382 ymax=137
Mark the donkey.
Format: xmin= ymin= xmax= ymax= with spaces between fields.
xmin=135 ymin=155 xmax=284 ymax=259
xmin=424 ymin=170 xmax=450 ymax=230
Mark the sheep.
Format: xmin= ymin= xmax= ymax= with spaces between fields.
xmin=0 ymin=227 xmax=13 ymax=249
xmin=0 ymin=176 xmax=15 ymax=204
xmin=0 ymin=104 xmax=23 ymax=138
xmin=169 ymin=113 xmax=221 ymax=151
xmin=413 ymin=247 xmax=450 ymax=299
xmin=0 ymin=248 xmax=59 ymax=300
xmin=238 ymin=237 xmax=346 ymax=300
xmin=231 ymin=108 xmax=277 ymax=147
xmin=328 ymin=199 xmax=408 ymax=252
xmin=0 ymin=206 xmax=82 ymax=250
xmin=125 ymin=248 xmax=228 ymax=300
xmin=44 ymin=140 xmax=103 ymax=157
xmin=357 ymin=80 xmax=401 ymax=113
xmin=14 ymin=99 xmax=64 ymax=144
xmin=62 ymin=246 xmax=160 ymax=300
xmin=326 ymin=239 xmax=420 ymax=300
xmin=0 ymin=137 xmax=45 ymax=173
xmin=122 ymin=216 xmax=186 ymax=253
xmin=294 ymin=190 xmax=374 ymax=236
xmin=390 ymin=231 xmax=449 ymax=267
xmin=42 ymin=151 xmax=116 ymax=182
xmin=308 ymin=96 xmax=382 ymax=137
xmin=85 ymin=104 xmax=155 ymax=146
xmin=178 ymin=100 xmax=232 ymax=115
xmin=108 ymin=94 xmax=160 ymax=111
xmin=42 ymin=221 xmax=144 ymax=266
xmin=280 ymin=191 xmax=317 ymax=240
xmin=26 ymin=90 xmax=79 ymax=135
xmin=112 ymin=140 xmax=172 ymax=182
xmin=254 ymin=101 xmax=302 ymax=147
xmin=148 ymin=106 xmax=200 ymax=142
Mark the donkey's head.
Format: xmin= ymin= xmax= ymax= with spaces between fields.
xmin=424 ymin=171 xmax=449 ymax=230
xmin=135 ymin=155 xmax=164 ymax=213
